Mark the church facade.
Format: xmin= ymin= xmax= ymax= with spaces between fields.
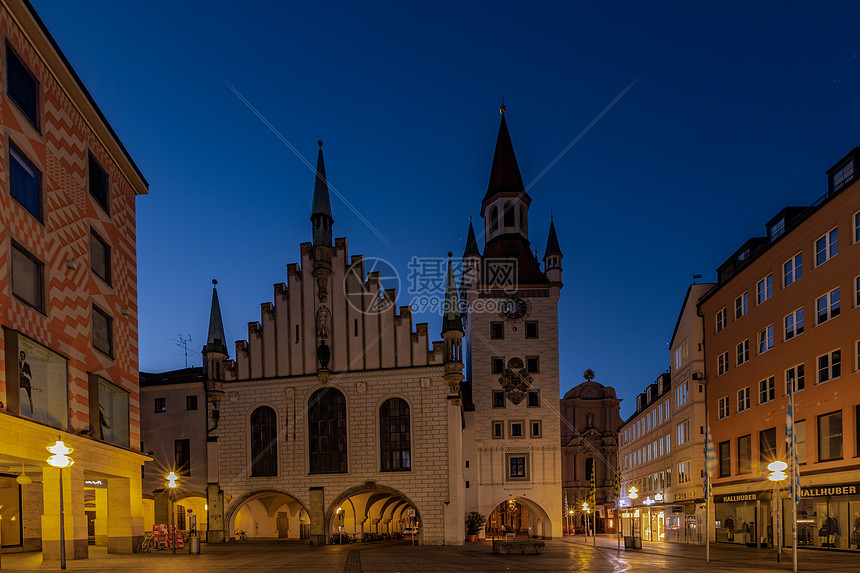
xmin=197 ymin=110 xmax=565 ymax=544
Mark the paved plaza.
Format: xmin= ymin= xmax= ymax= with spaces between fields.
xmin=1 ymin=536 xmax=859 ymax=573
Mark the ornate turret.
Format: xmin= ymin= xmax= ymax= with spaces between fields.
xmin=310 ymin=140 xmax=333 ymax=248
xmin=461 ymin=217 xmax=481 ymax=292
xmin=543 ymin=217 xmax=563 ymax=284
xmin=202 ymin=279 xmax=228 ymax=381
xmin=441 ymin=252 xmax=464 ymax=393
xmin=480 ymin=106 xmax=531 ymax=243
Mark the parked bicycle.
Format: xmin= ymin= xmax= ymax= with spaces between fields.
xmin=234 ymin=529 xmax=248 ymax=541
xmin=137 ymin=532 xmax=157 ymax=553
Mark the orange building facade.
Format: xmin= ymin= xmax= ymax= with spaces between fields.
xmin=0 ymin=0 xmax=148 ymax=561
xmin=700 ymin=147 xmax=860 ymax=551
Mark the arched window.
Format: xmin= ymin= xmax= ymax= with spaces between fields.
xmin=250 ymin=406 xmax=277 ymax=476
xmin=380 ymin=398 xmax=411 ymax=471
xmin=308 ymin=388 xmax=347 ymax=473
xmin=519 ymin=205 xmax=526 ymax=231
xmin=503 ymin=202 xmax=514 ymax=227
xmin=489 ymin=206 xmax=499 ymax=232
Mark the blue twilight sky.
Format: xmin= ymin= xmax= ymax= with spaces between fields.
xmin=31 ymin=1 xmax=860 ymax=418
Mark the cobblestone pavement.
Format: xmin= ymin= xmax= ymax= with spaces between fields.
xmin=1 ymin=536 xmax=859 ymax=573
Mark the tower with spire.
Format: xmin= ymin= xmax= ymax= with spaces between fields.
xmin=461 ymin=106 xmax=564 ymax=540
xmin=310 ymin=140 xmax=333 ymax=248
xmin=202 ymin=279 xmax=229 ymax=381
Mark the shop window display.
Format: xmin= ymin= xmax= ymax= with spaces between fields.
xmin=788 ymin=491 xmax=859 ymax=550
xmin=0 ymin=475 xmax=22 ymax=547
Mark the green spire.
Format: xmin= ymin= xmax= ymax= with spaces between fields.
xmin=441 ymin=252 xmax=463 ymax=334
xmin=203 ymin=279 xmax=228 ymax=356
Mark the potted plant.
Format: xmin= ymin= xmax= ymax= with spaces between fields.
xmin=465 ymin=511 xmax=487 ymax=542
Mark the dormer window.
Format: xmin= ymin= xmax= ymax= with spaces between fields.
xmin=768 ymin=217 xmax=785 ymax=240
xmin=831 ymin=158 xmax=855 ymax=192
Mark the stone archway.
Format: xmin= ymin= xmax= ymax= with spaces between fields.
xmin=485 ymin=496 xmax=553 ymax=540
xmin=226 ymin=490 xmax=310 ymax=540
xmin=326 ymin=483 xmax=421 ymax=544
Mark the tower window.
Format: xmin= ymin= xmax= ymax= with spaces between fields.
xmin=490 ymin=206 xmax=499 ymax=232
xmin=490 ymin=322 xmax=504 ymax=339
xmin=492 ymin=391 xmax=505 ymax=408
xmin=525 ymin=321 xmax=538 ymax=339
xmin=491 ymin=357 xmax=505 ymax=374
xmin=519 ymin=205 xmax=526 ymax=231
xmin=503 ymin=202 xmax=514 ymax=227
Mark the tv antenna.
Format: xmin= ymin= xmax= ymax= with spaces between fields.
xmin=172 ymin=334 xmax=193 ymax=368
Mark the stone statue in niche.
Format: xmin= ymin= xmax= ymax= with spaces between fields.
xmin=316 ymin=306 xmax=330 ymax=340
xmin=317 ymin=342 xmax=331 ymax=370
xmin=586 ymin=412 xmax=594 ymax=429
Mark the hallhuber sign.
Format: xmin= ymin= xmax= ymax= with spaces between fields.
xmin=800 ymin=483 xmax=858 ymax=498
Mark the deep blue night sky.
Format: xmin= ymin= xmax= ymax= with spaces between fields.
xmin=31 ymin=1 xmax=860 ymax=417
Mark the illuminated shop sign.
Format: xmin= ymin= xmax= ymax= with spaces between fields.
xmin=800 ymin=483 xmax=858 ymax=498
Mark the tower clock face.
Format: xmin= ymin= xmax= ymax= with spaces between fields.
xmin=500 ymin=297 xmax=528 ymax=320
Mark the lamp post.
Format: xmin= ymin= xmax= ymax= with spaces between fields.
xmin=166 ymin=472 xmax=179 ymax=554
xmin=582 ymin=502 xmax=590 ymax=545
xmin=628 ymin=486 xmax=639 ymax=545
xmin=568 ymin=509 xmax=574 ymax=537
xmin=767 ymin=461 xmax=788 ymax=563
xmin=46 ymin=440 xmax=74 ymax=570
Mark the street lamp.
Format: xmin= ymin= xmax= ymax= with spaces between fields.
xmin=568 ymin=509 xmax=574 ymax=537
xmin=768 ymin=461 xmax=788 ymax=562
xmin=582 ymin=502 xmax=590 ymax=544
xmin=166 ymin=472 xmax=179 ymax=554
xmin=46 ymin=440 xmax=74 ymax=570
xmin=628 ymin=486 xmax=639 ymax=543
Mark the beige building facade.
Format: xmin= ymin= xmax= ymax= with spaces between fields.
xmin=700 ymin=147 xmax=860 ymax=551
xmin=0 ymin=0 xmax=148 ymax=562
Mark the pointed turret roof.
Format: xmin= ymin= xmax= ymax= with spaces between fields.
xmin=463 ymin=218 xmax=480 ymax=257
xmin=441 ymin=253 xmax=463 ymax=334
xmin=310 ymin=141 xmax=333 ymax=222
xmin=203 ymin=280 xmax=228 ymax=356
xmin=483 ymin=107 xmax=529 ymax=204
xmin=544 ymin=218 xmax=562 ymax=259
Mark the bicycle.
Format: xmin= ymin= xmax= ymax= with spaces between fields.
xmin=137 ymin=532 xmax=156 ymax=553
xmin=234 ymin=529 xmax=248 ymax=541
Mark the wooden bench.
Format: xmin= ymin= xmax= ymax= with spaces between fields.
xmin=492 ymin=539 xmax=545 ymax=555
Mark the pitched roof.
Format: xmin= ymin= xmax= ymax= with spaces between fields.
xmin=483 ymin=112 xmax=530 ymax=205
xmin=463 ymin=219 xmax=481 ymax=257
xmin=543 ymin=219 xmax=562 ymax=258
xmin=310 ymin=142 xmax=333 ymax=221
xmin=441 ymin=254 xmax=463 ymax=333
xmin=203 ymin=282 xmax=228 ymax=356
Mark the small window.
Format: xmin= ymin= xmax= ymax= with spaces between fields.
xmin=492 ymin=390 xmax=505 ymax=408
xmin=526 ymin=356 xmax=539 ymax=373
xmin=816 ymin=288 xmax=840 ymax=325
xmin=817 ymin=349 xmax=841 ymax=383
xmin=11 ymin=242 xmax=44 ymax=312
xmin=734 ymin=292 xmax=748 ymax=319
xmin=175 ymin=439 xmax=191 ymax=476
xmin=491 ymin=357 xmax=505 ymax=374
xmin=507 ymin=454 xmax=528 ymax=480
xmin=717 ymin=351 xmax=729 ymax=376
xmin=6 ymin=43 xmax=39 ymax=128
xmin=818 ymin=411 xmax=843 ymax=462
xmin=492 ymin=421 xmax=503 ymax=438
xmin=503 ymin=202 xmax=514 ymax=227
xmin=758 ymin=376 xmax=775 ymax=404
xmin=783 ymin=253 xmax=802 ymax=287
xmin=92 ymin=305 xmax=114 ymax=357
xmin=757 ymin=325 xmax=774 ymax=354
xmin=737 ymin=387 xmax=750 ymax=412
xmin=530 ymin=420 xmax=542 ymax=438
xmin=831 ymin=159 xmax=855 ymax=191
xmin=759 ymin=428 xmax=776 ymax=464
xmin=715 ymin=308 xmax=727 ymax=333
xmin=785 ymin=364 xmax=805 ymax=394
xmin=855 ymin=211 xmax=860 ymax=244
xmin=490 ymin=322 xmax=504 ymax=340
xmin=737 ymin=435 xmax=751 ymax=474
xmin=784 ymin=308 xmax=804 ymax=341
xmin=525 ymin=321 xmax=538 ymax=339
xmin=756 ymin=274 xmax=773 ymax=305
xmin=9 ymin=142 xmax=41 ymax=219
xmin=736 ymin=339 xmax=749 ymax=366
xmin=154 ymin=398 xmax=166 ymax=413
xmin=90 ymin=230 xmax=111 ymax=285
xmin=718 ymin=441 xmax=731 ymax=477
xmin=186 ymin=395 xmax=198 ymax=411
xmin=815 ymin=228 xmax=838 ymax=266
xmin=509 ymin=421 xmax=524 ymax=438
xmin=527 ymin=390 xmax=540 ymax=407
xmin=489 ymin=206 xmax=499 ymax=232
xmin=89 ymin=154 xmax=109 ymax=213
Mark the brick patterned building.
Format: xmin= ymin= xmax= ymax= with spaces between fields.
xmin=0 ymin=0 xmax=147 ymax=562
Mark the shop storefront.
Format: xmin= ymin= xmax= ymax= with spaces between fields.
xmin=783 ymin=482 xmax=860 ymax=551
xmin=0 ymin=474 xmax=23 ymax=549
xmin=664 ymin=503 xmax=703 ymax=544
xmin=714 ymin=491 xmax=769 ymax=546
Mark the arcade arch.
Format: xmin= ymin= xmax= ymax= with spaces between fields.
xmin=227 ymin=490 xmax=310 ymax=540
xmin=485 ymin=496 xmax=552 ymax=539
xmin=327 ymin=484 xmax=420 ymax=543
